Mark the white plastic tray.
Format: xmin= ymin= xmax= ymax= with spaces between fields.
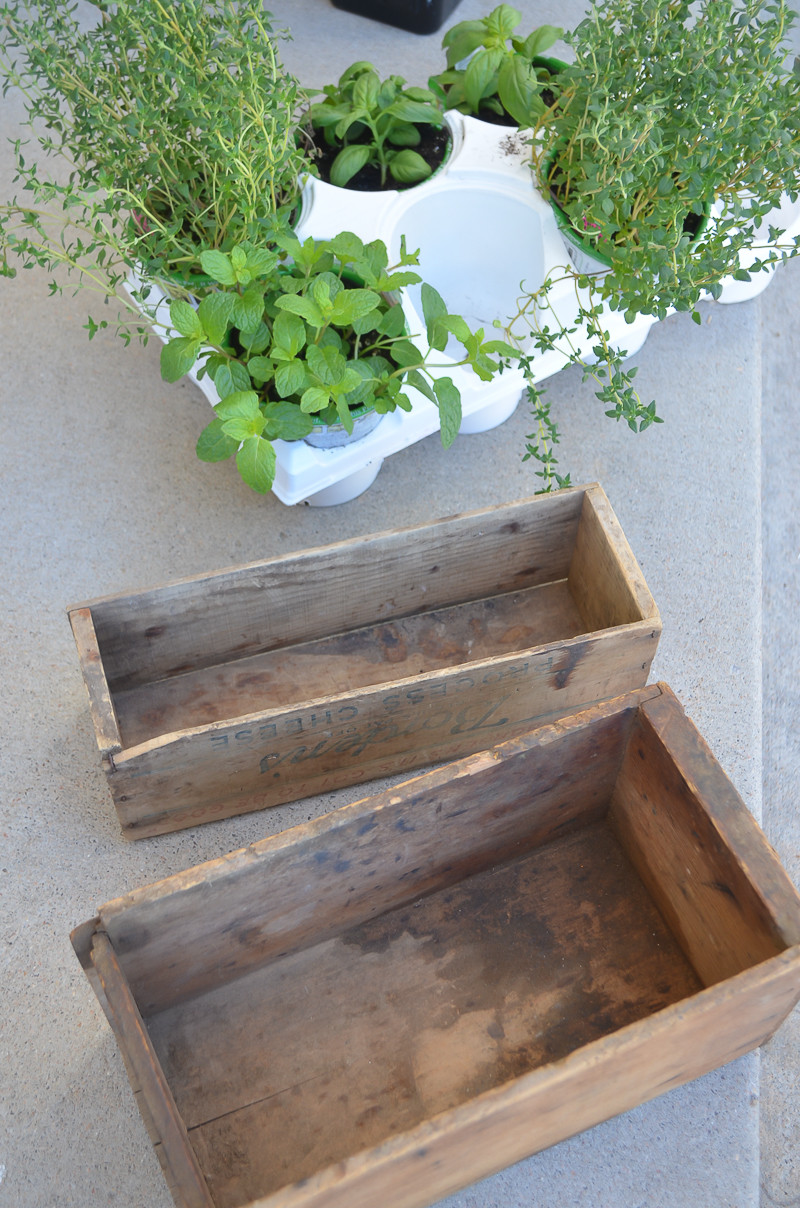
xmin=131 ymin=112 xmax=800 ymax=504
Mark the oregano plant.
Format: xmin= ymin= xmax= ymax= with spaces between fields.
xmin=0 ymin=0 xmax=308 ymax=288
xmin=510 ymin=0 xmax=800 ymax=487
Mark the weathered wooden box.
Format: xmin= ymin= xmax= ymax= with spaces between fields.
xmin=71 ymin=684 xmax=800 ymax=1208
xmin=68 ymin=484 xmax=660 ymax=838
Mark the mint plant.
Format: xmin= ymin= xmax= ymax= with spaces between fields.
xmin=306 ymin=63 xmax=446 ymax=188
xmin=161 ymin=232 xmax=518 ymax=493
xmin=513 ymin=0 xmax=800 ymax=488
xmin=0 ymin=0 xmax=307 ymax=288
xmin=430 ymin=5 xmax=563 ymax=126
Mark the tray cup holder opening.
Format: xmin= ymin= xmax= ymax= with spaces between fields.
xmin=389 ymin=183 xmax=550 ymax=360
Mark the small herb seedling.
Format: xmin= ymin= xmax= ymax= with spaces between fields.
xmin=430 ymin=5 xmax=563 ymax=126
xmin=307 ymin=62 xmax=445 ymax=188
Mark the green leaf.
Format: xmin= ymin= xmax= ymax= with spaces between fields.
xmin=169 ymin=299 xmax=203 ymax=340
xmin=351 ymin=307 xmax=383 ymax=335
xmin=420 ymin=282 xmax=448 ymax=345
xmin=229 ymin=360 xmax=253 ymax=393
xmin=481 ymin=338 xmax=521 ymax=358
xmin=330 ymin=287 xmax=382 ymax=325
xmin=245 ymin=247 xmax=279 ymax=277
xmin=464 ymin=47 xmax=503 ymax=112
xmin=215 ymin=390 xmax=262 ymax=422
xmin=353 ymin=70 xmax=380 ymax=111
xmin=307 ymin=342 xmax=347 ymax=385
xmin=404 ymin=368 xmax=437 ymax=403
xmin=389 ymin=149 xmax=432 ymax=184
xmin=330 ymin=144 xmax=372 ymax=188
xmin=213 ymin=362 xmax=236 ymax=399
xmin=388 ymin=100 xmax=443 ymax=125
xmin=433 ymin=376 xmax=462 ymax=448
xmin=300 ymin=386 xmax=332 ymax=413
xmin=442 ymin=314 xmax=473 ymax=345
xmin=497 ymin=56 xmax=542 ymax=126
xmin=308 ymin=102 xmax=353 ymax=129
xmin=196 ymin=419 xmax=239 ymax=463
xmin=275 ymin=292 xmax=326 ymax=328
xmin=389 ymin=338 xmax=424 ymax=368
xmin=199 ymin=250 xmax=236 ymax=286
xmin=240 ymin=322 xmax=270 ymax=356
xmin=212 ymin=357 xmax=253 ymax=396
xmin=236 ymin=436 xmax=276 ymax=494
xmin=524 ymin=25 xmax=562 ymax=56
xmin=387 ymin=121 xmax=422 ymax=147
xmin=246 ymin=356 xmax=275 ymax=385
xmin=222 ymin=413 xmax=266 ymax=441
xmin=443 ymin=21 xmax=490 ymax=69
xmin=489 ymin=5 xmax=522 ymax=41
xmin=275 ymin=359 xmax=307 ymax=397
xmin=377 ymin=304 xmax=407 ymax=338
xmin=232 ymin=287 xmax=265 ymax=334
xmin=272 ymin=310 xmax=307 ymax=358
xmin=329 ymin=231 xmax=367 ymax=262
xmin=262 ymin=401 xmax=315 ymax=441
xmin=197 ymin=293 xmax=233 ymax=346
xmin=160 ymin=336 xmax=201 ymax=383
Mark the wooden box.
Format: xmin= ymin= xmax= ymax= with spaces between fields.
xmin=68 ymin=484 xmax=660 ymax=838
xmin=71 ymin=684 xmax=800 ymax=1208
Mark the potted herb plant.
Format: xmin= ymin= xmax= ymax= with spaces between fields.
xmin=304 ymin=62 xmax=449 ymax=190
xmin=0 ymin=0 xmax=308 ymax=302
xmin=510 ymin=0 xmax=800 ymax=488
xmin=429 ymin=5 xmax=564 ymax=127
xmin=161 ymin=230 xmax=518 ymax=494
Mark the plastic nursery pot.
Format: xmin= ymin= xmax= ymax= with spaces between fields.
xmin=542 ymin=147 xmax=711 ymax=277
xmin=330 ymin=0 xmax=464 ymax=35
xmin=304 ymin=404 xmax=383 ymax=448
xmin=550 ymin=201 xmax=615 ymax=275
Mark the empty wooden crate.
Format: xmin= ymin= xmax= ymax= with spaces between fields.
xmin=68 ymin=484 xmax=660 ymax=838
xmin=71 ymin=684 xmax=800 ymax=1208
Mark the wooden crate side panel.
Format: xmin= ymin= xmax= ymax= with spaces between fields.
xmin=609 ymin=689 xmax=800 ymax=987
xmin=85 ymin=490 xmax=586 ymax=691
xmin=68 ymin=607 xmax=123 ymax=756
xmin=108 ymin=625 xmax=659 ymax=838
xmin=568 ymin=487 xmax=660 ymax=632
xmin=98 ymin=695 xmax=655 ymax=1015
xmin=89 ymin=934 xmax=214 ymax=1208
xmin=249 ymin=950 xmax=800 ymax=1208
xmin=111 ymin=578 xmax=587 ymax=751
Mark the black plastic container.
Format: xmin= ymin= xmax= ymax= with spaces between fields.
xmin=331 ymin=0 xmax=463 ymax=35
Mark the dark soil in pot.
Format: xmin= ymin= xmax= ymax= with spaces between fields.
xmin=308 ymin=123 xmax=450 ymax=191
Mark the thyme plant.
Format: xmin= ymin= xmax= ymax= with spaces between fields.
xmin=513 ymin=0 xmax=800 ymax=488
xmin=0 ymin=0 xmax=307 ymax=290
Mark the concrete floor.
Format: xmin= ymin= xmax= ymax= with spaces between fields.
xmin=0 ymin=1 xmax=798 ymax=1206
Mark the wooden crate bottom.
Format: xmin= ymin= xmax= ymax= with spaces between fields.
xmin=148 ymin=819 xmax=700 ymax=1207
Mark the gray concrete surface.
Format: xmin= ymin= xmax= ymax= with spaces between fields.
xmin=0 ymin=2 xmax=797 ymax=1206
